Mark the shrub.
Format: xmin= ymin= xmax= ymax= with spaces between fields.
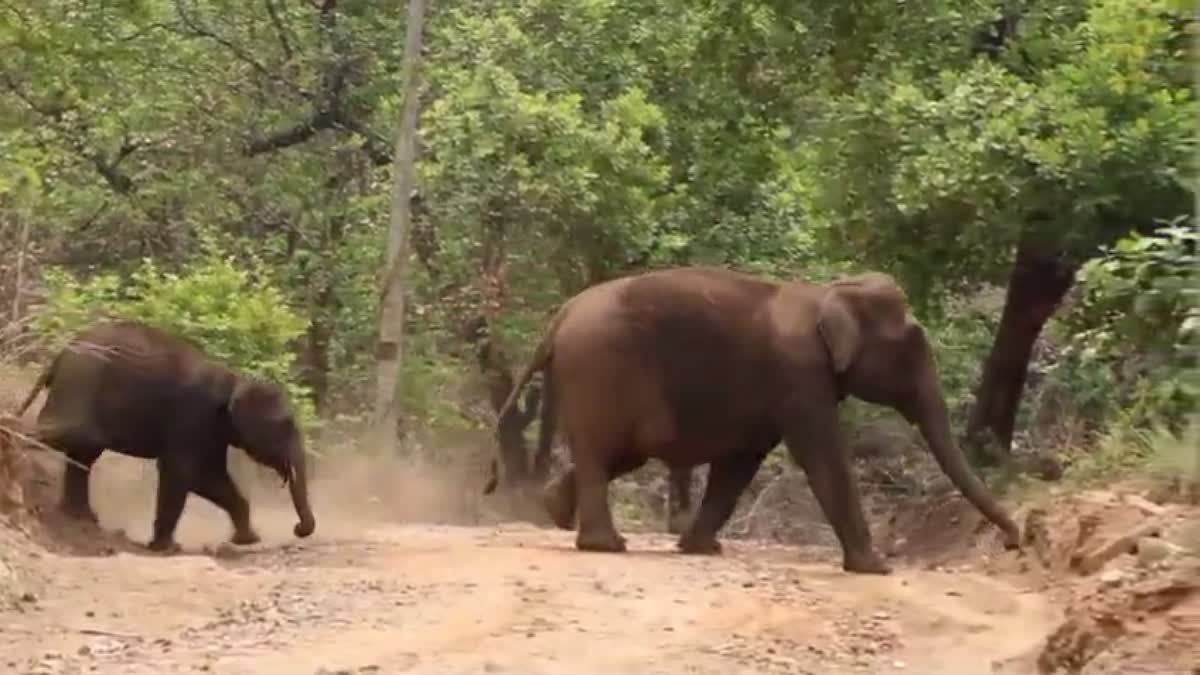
xmin=1046 ymin=222 xmax=1198 ymax=435
xmin=29 ymin=249 xmax=316 ymax=429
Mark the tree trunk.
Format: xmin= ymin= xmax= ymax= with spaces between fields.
xmin=300 ymin=292 xmax=335 ymax=413
xmin=11 ymin=210 xmax=30 ymax=321
xmin=965 ymin=232 xmax=1077 ymax=462
xmin=298 ymin=214 xmax=346 ymax=414
xmin=371 ymin=0 xmax=427 ymax=450
xmin=462 ymin=315 xmax=540 ymax=489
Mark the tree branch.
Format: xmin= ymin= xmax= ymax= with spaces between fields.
xmin=339 ymin=118 xmax=393 ymax=166
xmin=2 ymin=73 xmax=140 ymax=194
xmin=171 ymin=0 xmax=311 ymax=99
xmin=244 ymin=111 xmax=337 ymax=156
xmin=263 ymin=0 xmax=294 ymax=60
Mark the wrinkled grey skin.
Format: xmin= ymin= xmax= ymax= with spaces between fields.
xmin=17 ymin=320 xmax=315 ymax=552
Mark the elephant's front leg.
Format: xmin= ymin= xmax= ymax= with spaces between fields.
xmin=147 ymin=455 xmax=189 ymax=553
xmin=192 ymin=456 xmax=260 ymax=546
xmin=677 ymin=449 xmax=768 ymax=555
xmin=782 ymin=397 xmax=890 ymax=575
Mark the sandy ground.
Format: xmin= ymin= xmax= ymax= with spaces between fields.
xmin=2 ymin=508 xmax=1058 ymax=675
xmin=2 ymin=364 xmax=1196 ymax=675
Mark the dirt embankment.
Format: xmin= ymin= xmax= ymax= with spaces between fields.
xmin=2 ymin=362 xmax=1198 ymax=675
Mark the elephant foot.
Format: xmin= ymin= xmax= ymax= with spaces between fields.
xmin=145 ymin=538 xmax=181 ymax=555
xmin=677 ymin=533 xmax=722 ymax=555
xmin=842 ymin=550 xmax=892 ymax=575
xmin=231 ymin=529 xmax=261 ymax=546
xmin=576 ymin=528 xmax=627 ymax=553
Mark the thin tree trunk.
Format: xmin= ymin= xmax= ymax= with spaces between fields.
xmin=966 ymin=231 xmax=1077 ymax=462
xmin=11 ymin=211 xmax=30 ymax=321
xmin=372 ymin=0 xmax=427 ymax=450
xmin=300 ymin=288 xmax=336 ymax=413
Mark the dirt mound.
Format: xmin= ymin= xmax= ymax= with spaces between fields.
xmin=1035 ymin=562 xmax=1199 ymax=674
xmin=985 ymin=487 xmax=1200 ymax=675
xmin=1 ymin=415 xmax=31 ymax=514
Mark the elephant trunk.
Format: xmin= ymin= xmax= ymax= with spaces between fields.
xmin=288 ymin=444 xmax=316 ymax=538
xmin=912 ymin=373 xmax=1021 ymax=548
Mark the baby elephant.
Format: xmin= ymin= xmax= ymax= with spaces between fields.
xmin=16 ymin=319 xmax=316 ymax=552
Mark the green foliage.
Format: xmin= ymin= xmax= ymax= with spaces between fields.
xmin=798 ymin=0 xmax=1194 ymax=310
xmin=923 ymin=299 xmax=999 ymax=417
xmin=2 ymin=0 xmax=1194 ymax=473
xmin=1063 ymin=416 xmax=1200 ymax=487
xmin=1047 ymin=223 xmax=1198 ymax=432
xmin=30 ymin=249 xmax=317 ymax=428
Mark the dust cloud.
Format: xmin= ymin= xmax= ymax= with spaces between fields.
xmin=21 ymin=431 xmax=501 ymax=553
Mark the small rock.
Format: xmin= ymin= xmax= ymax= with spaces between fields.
xmin=20 ymin=592 xmax=36 ymax=603
xmin=1099 ymin=568 xmax=1127 ymax=587
xmin=1136 ymin=537 xmax=1182 ymax=567
xmin=1071 ymin=520 xmax=1163 ymax=575
xmin=893 ymin=660 xmax=906 ymax=669
xmin=1124 ymin=494 xmax=1167 ymax=516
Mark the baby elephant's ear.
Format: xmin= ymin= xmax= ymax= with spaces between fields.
xmin=817 ymin=289 xmax=861 ymax=374
xmin=228 ymin=379 xmax=286 ymax=443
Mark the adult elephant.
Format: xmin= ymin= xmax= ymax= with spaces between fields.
xmin=484 ymin=266 xmax=1020 ymax=574
xmin=16 ymin=319 xmax=316 ymax=552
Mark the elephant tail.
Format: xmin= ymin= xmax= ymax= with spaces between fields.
xmin=483 ymin=305 xmax=568 ymax=495
xmin=15 ymin=351 xmax=61 ymax=417
xmin=531 ymin=369 xmax=557 ymax=481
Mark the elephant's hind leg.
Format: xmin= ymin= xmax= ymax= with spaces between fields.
xmin=666 ymin=466 xmax=694 ymax=535
xmin=58 ymin=444 xmax=103 ymax=524
xmin=677 ymin=448 xmax=768 ymax=555
xmin=541 ymin=468 xmax=578 ymax=530
xmin=574 ymin=452 xmax=646 ymax=553
xmin=147 ymin=455 xmax=189 ymax=553
xmin=192 ymin=461 xmax=260 ymax=546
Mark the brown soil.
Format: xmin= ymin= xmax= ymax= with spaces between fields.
xmin=2 ymin=364 xmax=1198 ymax=675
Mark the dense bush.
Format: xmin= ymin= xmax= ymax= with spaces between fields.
xmin=1045 ymin=223 xmax=1198 ymax=435
xmin=30 ymin=248 xmax=317 ymax=429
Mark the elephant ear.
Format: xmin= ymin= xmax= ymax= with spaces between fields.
xmin=228 ymin=379 xmax=287 ymax=448
xmin=817 ymin=289 xmax=861 ymax=374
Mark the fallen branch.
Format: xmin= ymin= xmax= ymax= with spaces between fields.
xmin=75 ymin=627 xmax=143 ymax=641
xmin=0 ymin=420 xmax=91 ymax=472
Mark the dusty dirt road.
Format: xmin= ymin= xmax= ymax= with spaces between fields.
xmin=2 ymin=492 xmax=1057 ymax=675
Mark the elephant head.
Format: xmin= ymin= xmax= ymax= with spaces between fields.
xmin=815 ymin=272 xmax=1021 ymax=548
xmin=228 ymin=379 xmax=316 ymax=538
